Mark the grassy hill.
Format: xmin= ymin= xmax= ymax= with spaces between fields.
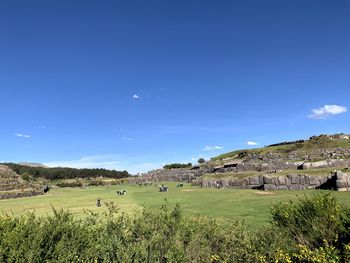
xmin=211 ymin=133 xmax=350 ymax=162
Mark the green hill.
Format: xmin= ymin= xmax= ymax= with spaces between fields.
xmin=212 ymin=133 xmax=350 ymax=163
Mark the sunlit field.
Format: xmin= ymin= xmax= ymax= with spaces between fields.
xmin=2 ymin=182 xmax=350 ymax=229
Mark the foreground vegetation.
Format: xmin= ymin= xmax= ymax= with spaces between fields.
xmin=3 ymin=183 xmax=350 ymax=228
xmin=1 ymin=194 xmax=350 ymax=262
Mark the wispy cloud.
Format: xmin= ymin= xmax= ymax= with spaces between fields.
xmin=44 ymin=154 xmax=123 ymax=170
xmin=247 ymin=141 xmax=259 ymax=146
xmin=38 ymin=126 xmax=46 ymax=129
xmin=14 ymin=133 xmax=31 ymax=138
xmin=122 ymin=137 xmax=133 ymax=141
xmin=309 ymin=104 xmax=347 ymax=119
xmin=132 ymin=94 xmax=140 ymax=99
xmin=44 ymin=154 xmax=161 ymax=174
xmin=203 ymin=145 xmax=224 ymax=151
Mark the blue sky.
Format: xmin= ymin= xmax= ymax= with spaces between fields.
xmin=1 ymin=0 xmax=350 ymax=173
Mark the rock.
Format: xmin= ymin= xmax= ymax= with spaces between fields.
xmin=304 ymin=176 xmax=310 ymax=185
xmin=276 ymin=185 xmax=288 ymax=190
xmin=290 ymin=174 xmax=300 ymax=184
xmin=249 ymin=176 xmax=261 ymax=185
xmin=289 ymin=185 xmax=305 ymax=190
xmin=263 ymin=175 xmax=272 ymax=184
xmin=264 ymin=184 xmax=276 ymax=191
xmin=336 ymin=180 xmax=348 ymax=188
xmin=309 ymin=176 xmax=320 ymax=185
xmin=336 ymin=171 xmax=345 ymax=180
xmin=278 ymin=176 xmax=286 ymax=185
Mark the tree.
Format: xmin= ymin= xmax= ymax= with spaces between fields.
xmin=198 ymin=158 xmax=205 ymax=164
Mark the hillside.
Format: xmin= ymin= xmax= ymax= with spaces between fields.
xmin=212 ymin=133 xmax=350 ymax=163
xmin=134 ymin=133 xmax=350 ymax=191
xmin=0 ymin=165 xmax=44 ymax=199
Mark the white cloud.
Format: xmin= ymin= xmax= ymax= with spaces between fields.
xmin=309 ymin=104 xmax=347 ymax=119
xmin=132 ymin=94 xmax=140 ymax=99
xmin=14 ymin=133 xmax=31 ymax=138
xmin=38 ymin=126 xmax=46 ymax=129
xmin=122 ymin=137 xmax=133 ymax=141
xmin=203 ymin=145 xmax=224 ymax=151
xmin=247 ymin=141 xmax=259 ymax=146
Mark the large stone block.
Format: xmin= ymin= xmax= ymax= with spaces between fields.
xmin=272 ymin=177 xmax=279 ymax=185
xmin=228 ymin=179 xmax=239 ymax=186
xmin=336 ymin=171 xmax=345 ymax=180
xmin=286 ymin=177 xmax=292 ymax=186
xmin=289 ymin=185 xmax=305 ymax=190
xmin=299 ymin=175 xmax=306 ymax=185
xmin=220 ymin=179 xmax=228 ymax=188
xmin=263 ymin=176 xmax=273 ymax=184
xmin=278 ymin=176 xmax=286 ymax=185
xmin=249 ymin=176 xmax=261 ymax=185
xmin=258 ymin=175 xmax=264 ymax=184
xmin=276 ymin=185 xmax=288 ymax=190
xmin=319 ymin=176 xmax=328 ymax=185
xmin=290 ymin=174 xmax=300 ymax=184
xmin=336 ymin=180 xmax=348 ymax=189
xmin=309 ymin=176 xmax=320 ymax=186
xmin=304 ymin=176 xmax=310 ymax=185
xmin=264 ymin=184 xmax=276 ymax=191
xmin=243 ymin=177 xmax=250 ymax=185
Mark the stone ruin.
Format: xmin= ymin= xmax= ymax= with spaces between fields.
xmin=192 ymin=171 xmax=349 ymax=191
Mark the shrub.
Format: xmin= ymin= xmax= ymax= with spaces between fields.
xmin=198 ymin=158 xmax=206 ymax=164
xmin=21 ymin=172 xmax=31 ymax=181
xmin=87 ymin=180 xmax=104 ymax=186
xmin=56 ymin=181 xmax=83 ymax=188
xmin=163 ymin=163 xmax=192 ymax=169
xmin=1 ymin=193 xmax=350 ymax=262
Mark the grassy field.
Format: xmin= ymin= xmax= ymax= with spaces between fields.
xmin=2 ymin=183 xmax=350 ymax=229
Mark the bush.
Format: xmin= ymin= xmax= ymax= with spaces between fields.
xmin=163 ymin=163 xmax=192 ymax=169
xmin=1 ymin=193 xmax=350 ymax=262
xmin=87 ymin=180 xmax=104 ymax=186
xmin=21 ymin=172 xmax=31 ymax=181
xmin=198 ymin=158 xmax=206 ymax=164
xmin=56 ymin=181 xmax=83 ymax=188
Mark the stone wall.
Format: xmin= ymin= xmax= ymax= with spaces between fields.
xmin=0 ymin=190 xmax=43 ymax=199
xmin=212 ymin=159 xmax=350 ymax=174
xmin=232 ymin=147 xmax=350 ymax=163
xmin=192 ymin=171 xmax=350 ymax=191
xmin=129 ymin=168 xmax=197 ymax=184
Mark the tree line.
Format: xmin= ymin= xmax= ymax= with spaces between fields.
xmin=3 ymin=163 xmax=130 ymax=180
xmin=163 ymin=163 xmax=192 ymax=169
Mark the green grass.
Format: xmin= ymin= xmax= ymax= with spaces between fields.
xmin=2 ymin=183 xmax=350 ymax=229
